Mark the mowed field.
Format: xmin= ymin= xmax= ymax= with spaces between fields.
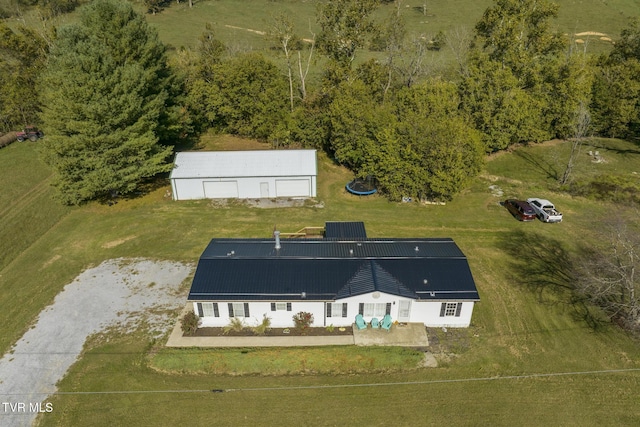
xmin=1 ymin=135 xmax=640 ymax=426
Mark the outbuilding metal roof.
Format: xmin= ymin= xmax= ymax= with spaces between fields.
xmin=169 ymin=150 xmax=317 ymax=179
xmin=188 ymin=234 xmax=479 ymax=302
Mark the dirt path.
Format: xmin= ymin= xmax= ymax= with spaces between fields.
xmin=0 ymin=259 xmax=193 ymax=427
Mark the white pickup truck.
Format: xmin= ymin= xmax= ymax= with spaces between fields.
xmin=527 ymin=198 xmax=563 ymax=223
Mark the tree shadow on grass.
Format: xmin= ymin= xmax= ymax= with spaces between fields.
xmin=498 ymin=229 xmax=607 ymax=330
xmin=513 ymin=150 xmax=559 ymax=181
xmin=589 ymin=140 xmax=640 ymax=156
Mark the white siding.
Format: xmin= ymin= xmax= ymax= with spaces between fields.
xmin=195 ymin=301 xmax=326 ymax=328
xmin=410 ymin=301 xmax=475 ymax=327
xmin=194 ymin=298 xmax=475 ymax=328
xmin=203 ymin=181 xmax=238 ymax=198
xmin=275 ymin=179 xmax=312 ymax=197
xmin=172 ymin=176 xmax=314 ymax=200
xmin=170 ymin=150 xmax=318 ymax=201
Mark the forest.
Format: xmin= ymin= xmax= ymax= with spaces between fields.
xmin=0 ymin=0 xmax=639 ymax=204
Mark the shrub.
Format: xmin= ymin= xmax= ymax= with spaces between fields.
xmin=181 ymin=311 xmax=199 ymax=336
xmin=252 ymin=314 xmax=272 ymax=336
xmin=223 ymin=317 xmax=246 ymax=335
xmin=292 ymin=311 xmax=314 ymax=332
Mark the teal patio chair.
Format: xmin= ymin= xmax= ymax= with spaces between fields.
xmin=355 ymin=314 xmax=367 ymax=330
xmin=370 ymin=317 xmax=380 ymax=329
xmin=380 ymin=314 xmax=392 ymax=331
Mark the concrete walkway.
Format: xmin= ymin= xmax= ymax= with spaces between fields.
xmin=165 ymin=311 xmax=353 ymax=347
xmin=166 ymin=307 xmax=428 ymax=348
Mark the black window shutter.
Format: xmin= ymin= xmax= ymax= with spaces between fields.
xmin=271 ymin=303 xmax=276 ymax=311
xmin=197 ymin=303 xmax=203 ymax=317
xmin=385 ymin=303 xmax=392 ymax=315
xmin=439 ymin=303 xmax=446 ymax=317
xmin=244 ymin=303 xmax=250 ymax=317
xmin=342 ymin=303 xmax=348 ymax=317
xmin=359 ymin=303 xmax=364 ymax=315
xmin=286 ymin=302 xmax=292 ymax=311
xmin=228 ymin=303 xmax=234 ymax=318
xmin=326 ymin=303 xmax=332 ymax=317
xmin=213 ymin=303 xmax=219 ymax=317
xmin=455 ymin=303 xmax=462 ymax=317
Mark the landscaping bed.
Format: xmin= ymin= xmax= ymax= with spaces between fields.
xmin=190 ymin=326 xmax=354 ymax=337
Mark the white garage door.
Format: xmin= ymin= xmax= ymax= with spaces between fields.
xmin=275 ymin=179 xmax=310 ymax=197
xmin=203 ymin=181 xmax=239 ymax=198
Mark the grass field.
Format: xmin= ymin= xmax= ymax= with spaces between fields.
xmin=145 ymin=0 xmax=640 ymax=55
xmin=1 ymin=135 xmax=639 ymax=425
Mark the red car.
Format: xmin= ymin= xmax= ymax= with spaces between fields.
xmin=504 ymin=199 xmax=536 ymax=221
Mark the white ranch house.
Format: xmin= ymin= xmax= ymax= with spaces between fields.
xmin=187 ymin=222 xmax=480 ymax=329
xmin=169 ymin=149 xmax=317 ymax=200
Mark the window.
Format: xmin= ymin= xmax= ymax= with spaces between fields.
xmin=362 ymin=303 xmax=386 ymax=318
xmin=327 ymin=303 xmax=347 ymax=318
xmin=440 ymin=302 xmax=462 ymax=317
xmin=229 ymin=302 xmax=250 ymax=317
xmin=270 ymin=302 xmax=292 ymax=311
xmin=196 ymin=302 xmax=219 ymax=317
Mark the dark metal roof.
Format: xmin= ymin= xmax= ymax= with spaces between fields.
xmin=324 ymin=221 xmax=367 ymax=239
xmin=188 ymin=237 xmax=479 ymax=302
xmin=200 ymin=238 xmax=465 ymax=259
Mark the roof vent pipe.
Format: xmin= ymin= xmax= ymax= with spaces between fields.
xmin=274 ymin=230 xmax=281 ymax=250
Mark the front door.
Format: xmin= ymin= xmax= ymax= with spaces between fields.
xmin=398 ymin=300 xmax=411 ymax=322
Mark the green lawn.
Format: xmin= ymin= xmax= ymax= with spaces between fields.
xmin=0 ymin=137 xmax=637 ymax=425
xmin=150 ymin=346 xmax=426 ymax=376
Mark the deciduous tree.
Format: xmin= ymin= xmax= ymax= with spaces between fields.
xmin=462 ymin=0 xmax=568 ymax=149
xmin=459 ymin=54 xmax=548 ymax=151
xmin=591 ymin=19 xmax=640 ymax=138
xmin=0 ymin=24 xmax=48 ymax=131
xmin=198 ymin=53 xmax=291 ymax=141
xmin=316 ymin=0 xmax=379 ymax=86
xmin=574 ymin=215 xmax=640 ymax=333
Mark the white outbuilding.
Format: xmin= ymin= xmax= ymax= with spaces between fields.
xmin=169 ymin=150 xmax=317 ymax=200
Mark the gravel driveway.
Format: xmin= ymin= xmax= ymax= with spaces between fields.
xmin=0 ymin=258 xmax=193 ymax=427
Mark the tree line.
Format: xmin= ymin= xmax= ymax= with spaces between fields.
xmin=0 ymin=0 xmax=639 ymax=205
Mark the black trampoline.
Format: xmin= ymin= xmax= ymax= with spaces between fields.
xmin=346 ymin=176 xmax=377 ymax=196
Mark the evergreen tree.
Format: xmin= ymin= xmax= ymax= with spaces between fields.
xmin=39 ymin=0 xmax=173 ymax=204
